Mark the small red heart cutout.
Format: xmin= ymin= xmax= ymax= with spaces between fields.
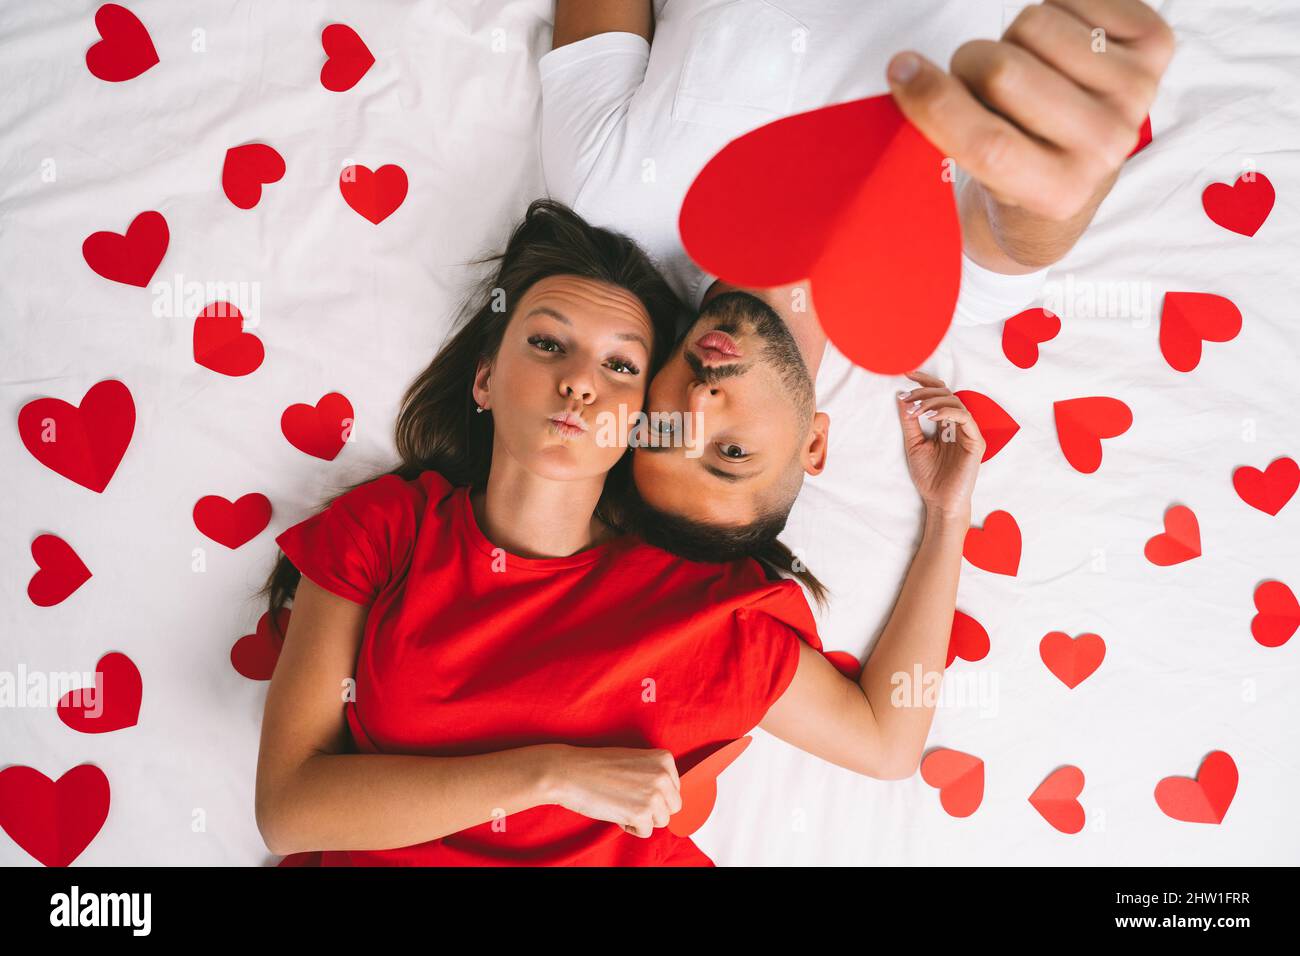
xmin=85 ymin=3 xmax=158 ymax=82
xmin=1001 ymin=307 xmax=1060 ymax=369
xmin=340 ymin=164 xmax=408 ymax=224
xmin=920 ymin=749 xmax=983 ymax=817
xmin=281 ymin=392 xmax=354 ymax=460
xmin=963 ymin=510 xmax=1021 ymax=576
xmin=56 ymin=652 xmax=141 ymax=734
xmin=82 ymin=210 xmax=168 ymax=287
xmin=668 ymin=737 xmax=752 ymax=837
xmin=679 ymin=94 xmax=962 ymax=374
xmin=953 ymin=390 xmax=1019 ymax=462
xmin=1039 ymin=631 xmax=1106 ymax=689
xmin=232 ymin=608 xmax=292 ymax=681
xmin=0 ymin=764 xmax=111 ymax=866
xmin=1154 ymin=751 xmax=1237 ymax=824
xmin=320 ymin=23 xmax=375 ymax=92
xmin=194 ymin=493 xmax=272 ymax=549
xmin=1053 ymin=396 xmax=1132 ymax=474
xmin=1128 ymin=115 xmax=1153 ymax=157
xmin=193 ymin=301 xmax=264 ymax=376
xmin=1232 ymin=456 xmax=1297 ymax=516
xmin=222 ymin=143 xmax=286 ymax=210
xmin=27 ymin=534 xmax=92 ymax=607
xmin=1202 ymin=173 xmax=1274 ymax=237
xmin=18 ymin=379 xmax=135 ymax=493
xmin=1029 ymin=766 xmax=1085 ymax=834
xmin=946 ymin=610 xmax=989 ymax=667
xmin=1251 ymin=581 xmax=1299 ymax=648
xmin=1144 ymin=505 xmax=1201 ymax=566
xmin=1159 ymin=292 xmax=1242 ymax=373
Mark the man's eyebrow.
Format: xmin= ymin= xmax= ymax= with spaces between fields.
xmin=527 ymin=306 xmax=648 ymax=351
xmin=703 ymin=463 xmax=756 ymax=483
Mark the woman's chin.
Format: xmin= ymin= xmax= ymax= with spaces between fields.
xmin=523 ymin=443 xmax=615 ymax=483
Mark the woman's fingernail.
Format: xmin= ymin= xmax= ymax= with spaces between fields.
xmin=897 ymin=390 xmax=910 ymax=399
xmin=889 ymin=52 xmax=921 ymax=85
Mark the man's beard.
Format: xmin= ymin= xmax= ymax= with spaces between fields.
xmin=687 ymin=296 xmax=815 ymax=412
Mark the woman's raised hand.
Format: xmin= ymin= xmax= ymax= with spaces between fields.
xmin=895 ymin=370 xmax=984 ymax=522
xmin=540 ymin=744 xmax=683 ymax=838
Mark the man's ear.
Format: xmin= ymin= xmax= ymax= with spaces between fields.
xmin=472 ymin=358 xmax=492 ymax=410
xmin=802 ymin=411 xmax=830 ymax=475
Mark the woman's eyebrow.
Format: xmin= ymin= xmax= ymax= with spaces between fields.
xmin=527 ymin=306 xmax=647 ymax=350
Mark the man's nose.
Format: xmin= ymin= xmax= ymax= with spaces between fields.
xmin=688 ymin=380 xmax=719 ymax=417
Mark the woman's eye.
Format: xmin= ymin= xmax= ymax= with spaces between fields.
xmin=718 ymin=443 xmax=748 ymax=459
xmin=606 ymin=357 xmax=640 ymax=375
xmin=528 ymin=335 xmax=562 ymax=353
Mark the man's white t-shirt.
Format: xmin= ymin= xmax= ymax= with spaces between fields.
xmin=537 ymin=0 xmax=1049 ymax=328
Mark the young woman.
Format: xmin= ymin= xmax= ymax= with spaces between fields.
xmin=254 ymin=199 xmax=983 ymax=867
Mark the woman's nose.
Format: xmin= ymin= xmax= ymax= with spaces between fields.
xmin=560 ymin=376 xmax=595 ymax=404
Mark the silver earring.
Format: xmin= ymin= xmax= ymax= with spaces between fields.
xmin=476 ymin=405 xmax=485 ymax=414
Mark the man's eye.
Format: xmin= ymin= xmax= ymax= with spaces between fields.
xmin=718 ymin=443 xmax=747 ymax=459
xmin=528 ymin=335 xmax=562 ymax=353
xmin=654 ymin=417 xmax=677 ymax=436
xmin=606 ymin=357 xmax=640 ymax=375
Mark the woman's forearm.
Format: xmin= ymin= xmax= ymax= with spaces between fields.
xmin=858 ymin=506 xmax=969 ymax=775
xmin=260 ymin=743 xmax=562 ymax=856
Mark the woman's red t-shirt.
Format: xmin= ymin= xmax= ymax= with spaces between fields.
xmin=272 ymin=469 xmax=823 ymax=866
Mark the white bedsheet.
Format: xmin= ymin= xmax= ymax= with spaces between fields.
xmin=1 ymin=0 xmax=1296 ymax=866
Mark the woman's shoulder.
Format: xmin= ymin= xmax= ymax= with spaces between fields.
xmin=331 ymin=467 xmax=459 ymax=524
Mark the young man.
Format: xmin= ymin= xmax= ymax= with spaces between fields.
xmin=539 ymin=0 xmax=1173 ymax=560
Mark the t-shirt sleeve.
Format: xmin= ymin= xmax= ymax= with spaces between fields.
xmin=537 ymin=31 xmax=650 ymax=206
xmin=274 ymin=474 xmax=414 ymax=608
xmin=737 ymin=580 xmax=826 ymax=723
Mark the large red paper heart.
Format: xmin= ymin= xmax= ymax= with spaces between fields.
xmin=18 ymin=379 xmax=135 ymax=493
xmin=27 ymin=534 xmax=92 ymax=607
xmin=231 ymin=608 xmax=291 ymax=681
xmin=56 ymin=652 xmax=141 ymax=734
xmin=1232 ymin=456 xmax=1297 ymax=516
xmin=1154 ymin=751 xmax=1237 ymax=824
xmin=824 ymin=650 xmax=862 ymax=680
xmin=281 ymin=392 xmax=354 ymax=460
xmin=963 ymin=510 xmax=1020 ymax=576
xmin=668 ymin=737 xmax=752 ymax=837
xmin=1039 ymin=631 xmax=1106 ymax=689
xmin=85 ymin=3 xmax=158 ymax=82
xmin=1251 ymin=581 xmax=1299 ymax=648
xmin=82 ymin=210 xmax=168 ymax=287
xmin=946 ymin=610 xmax=989 ymax=667
xmin=1159 ymin=292 xmax=1241 ymax=373
xmin=340 ymin=164 xmax=408 ymax=224
xmin=320 ymin=23 xmax=374 ymax=92
xmin=1144 ymin=505 xmax=1201 ymax=566
xmin=953 ymin=390 xmax=1018 ymax=462
xmin=1002 ymin=307 xmax=1060 ymax=369
xmin=920 ymin=749 xmax=983 ymax=817
xmin=1202 ymin=173 xmax=1275 ymax=237
xmin=193 ymin=301 xmax=264 ymax=376
xmin=0 ymin=764 xmax=110 ymax=866
xmin=1053 ymin=396 xmax=1132 ymax=474
xmin=194 ymin=493 xmax=272 ymax=549
xmin=222 ymin=144 xmax=286 ymax=210
xmin=678 ymin=94 xmax=961 ymax=374
xmin=1029 ymin=766 xmax=1085 ymax=834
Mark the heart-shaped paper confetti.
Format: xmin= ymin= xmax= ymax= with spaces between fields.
xmin=947 ymin=610 xmax=989 ymax=666
xmin=193 ymin=493 xmax=272 ymax=549
xmin=1159 ymin=292 xmax=1241 ymax=373
xmin=18 ymin=379 xmax=135 ymax=493
xmin=320 ymin=23 xmax=374 ymax=92
xmin=1144 ymin=505 xmax=1201 ymax=566
xmin=1202 ymin=173 xmax=1274 ymax=237
xmin=668 ymin=737 xmax=752 ymax=837
xmin=1039 ymin=631 xmax=1106 ymax=689
xmin=1029 ymin=766 xmax=1085 ymax=834
xmin=82 ymin=210 xmax=168 ymax=287
xmin=1002 ymin=307 xmax=1060 ymax=369
xmin=1053 ymin=396 xmax=1132 ymax=474
xmin=1154 ymin=751 xmax=1237 ymax=824
xmin=954 ymin=390 xmax=1019 ymax=462
xmin=194 ymin=301 xmax=264 ymax=376
xmin=232 ymin=608 xmax=291 ymax=680
xmin=920 ymin=748 xmax=983 ymax=817
xmin=27 ymin=534 xmax=92 ymax=607
xmin=56 ymin=652 xmax=142 ymax=734
xmin=963 ymin=511 xmax=1021 ymax=576
xmin=222 ymin=143 xmax=286 ymax=210
xmin=0 ymin=764 xmax=110 ymax=866
xmin=1232 ymin=456 xmax=1297 ymax=516
xmin=1251 ymin=581 xmax=1299 ymax=648
xmin=281 ymin=392 xmax=354 ymax=460
xmin=340 ymin=164 xmax=408 ymax=224
xmin=85 ymin=3 xmax=157 ymax=82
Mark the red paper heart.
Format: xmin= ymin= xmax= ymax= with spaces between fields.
xmin=194 ymin=493 xmax=272 ymax=549
xmin=1029 ymin=766 xmax=1085 ymax=834
xmin=0 ymin=764 xmax=110 ymax=866
xmin=1053 ymin=396 xmax=1132 ymax=474
xmin=222 ymin=143 xmax=286 ymax=210
xmin=231 ymin=608 xmax=291 ymax=681
xmin=824 ymin=650 xmax=862 ymax=680
xmin=340 ymin=164 xmax=408 ymax=224
xmin=27 ymin=534 xmax=92 ymax=607
xmin=193 ymin=301 xmax=264 ymax=376
xmin=1001 ymin=307 xmax=1060 ymax=369
xmin=963 ymin=510 xmax=1020 ymax=576
xmin=1251 ymin=581 xmax=1299 ymax=648
xmin=1039 ymin=631 xmax=1106 ymax=689
xmin=1202 ymin=173 xmax=1275 ymax=237
xmin=946 ymin=610 xmax=989 ymax=667
xmin=18 ymin=379 xmax=135 ymax=493
xmin=85 ymin=3 xmax=158 ymax=82
xmin=953 ymin=390 xmax=1019 ymax=462
xmin=679 ymin=94 xmax=961 ymax=374
xmin=1159 ymin=292 xmax=1241 ymax=373
xmin=1144 ymin=505 xmax=1201 ymax=566
xmin=281 ymin=392 xmax=354 ymax=460
xmin=320 ymin=23 xmax=374 ymax=92
xmin=1154 ymin=751 xmax=1237 ymax=824
xmin=920 ymin=749 xmax=983 ymax=817
xmin=1232 ymin=456 xmax=1297 ymax=516
xmin=82 ymin=210 xmax=168 ymax=288
xmin=1128 ymin=115 xmax=1152 ymax=158
xmin=56 ymin=652 xmax=141 ymax=734
xmin=668 ymin=737 xmax=752 ymax=837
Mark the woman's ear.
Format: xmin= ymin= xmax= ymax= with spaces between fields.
xmin=472 ymin=358 xmax=492 ymax=410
